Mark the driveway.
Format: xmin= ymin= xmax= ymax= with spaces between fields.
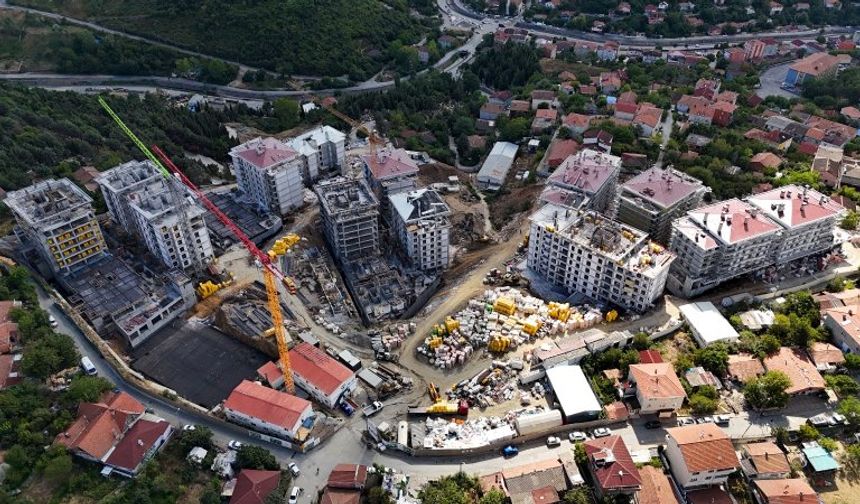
xmin=757 ymin=61 xmax=798 ymax=99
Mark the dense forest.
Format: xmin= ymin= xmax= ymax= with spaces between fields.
xmin=12 ymin=0 xmax=438 ymax=80
xmin=0 ymin=12 xmax=236 ymax=83
xmin=469 ymin=38 xmax=541 ymax=90
xmin=802 ymin=67 xmax=860 ymax=109
xmin=0 ymin=84 xmax=246 ymax=191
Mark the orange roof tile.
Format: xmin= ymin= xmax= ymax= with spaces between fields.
xmin=289 ymin=342 xmax=354 ymax=396
xmin=763 ymin=347 xmax=825 ymax=395
xmin=744 ymin=442 xmax=791 ymax=475
xmin=728 ymin=354 xmax=765 ymax=382
xmin=807 ymin=342 xmax=845 ymax=367
xmin=666 ymin=423 xmax=739 ymax=473
xmin=231 ymin=470 xmax=282 ymax=504
xmin=224 ymin=380 xmax=311 ymax=432
xmin=637 ymin=466 xmax=680 ymax=504
xmin=629 ymin=363 xmax=686 ymax=400
xmin=754 ymin=478 xmax=818 ymax=504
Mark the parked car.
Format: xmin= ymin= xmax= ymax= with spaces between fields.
xmin=644 ymin=420 xmax=662 ymax=429
xmin=49 ymin=315 xmax=58 ymax=328
xmin=677 ymin=417 xmax=695 ymax=426
xmin=288 ymin=486 xmax=301 ymax=504
xmin=288 ymin=462 xmax=300 ymax=477
xmin=715 ymin=414 xmax=731 ymax=425
xmin=182 ymin=424 xmax=196 ymax=432
xmin=568 ymin=431 xmax=587 ymax=442
xmin=696 ymin=416 xmax=715 ymax=424
xmin=546 ymin=436 xmax=561 ymax=447
xmin=592 ymin=428 xmax=611 ymax=438
xmin=362 ymin=401 xmax=384 ymax=417
xmin=228 ymin=440 xmax=243 ymax=451
xmin=502 ymin=445 xmax=519 ymax=457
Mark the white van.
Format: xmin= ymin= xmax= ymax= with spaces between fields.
xmin=81 ymin=356 xmax=97 ymax=376
xmin=49 ymin=315 xmax=58 ymax=328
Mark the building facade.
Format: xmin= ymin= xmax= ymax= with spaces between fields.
xmin=286 ymin=125 xmax=347 ymax=182
xmin=669 ymin=187 xmax=844 ymax=297
xmin=546 ymin=150 xmax=621 ymax=213
xmin=615 ymin=167 xmax=708 ymax=244
xmin=6 ymin=178 xmax=106 ymax=275
xmin=627 ymin=362 xmax=686 ymax=414
xmin=527 ymin=203 xmax=674 ymax=313
xmin=664 ymin=424 xmax=739 ymax=488
xmin=230 ymin=137 xmax=305 ymax=216
xmin=288 ymin=342 xmax=357 ymax=409
xmin=96 ymin=160 xmax=161 ymax=232
xmin=223 ymin=380 xmax=314 ymax=440
xmin=315 ymin=177 xmax=380 ymax=263
xmin=389 ymin=188 xmax=452 ymax=272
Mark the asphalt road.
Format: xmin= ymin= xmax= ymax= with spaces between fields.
xmin=757 ymin=61 xmax=798 ymax=99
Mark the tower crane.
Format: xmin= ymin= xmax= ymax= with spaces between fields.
xmin=98 ymin=97 xmax=296 ymax=393
xmin=319 ymin=102 xmax=383 ymax=175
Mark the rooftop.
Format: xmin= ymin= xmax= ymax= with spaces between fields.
xmin=6 ymin=178 xmax=95 ymax=228
xmin=802 ymin=442 xmax=839 ymax=472
xmin=289 ymin=342 xmax=354 ymax=396
xmin=547 ymin=150 xmax=621 ymax=196
xmin=743 ymin=441 xmax=791 ymax=475
xmin=824 ymin=304 xmax=860 ymax=347
xmin=687 ymin=198 xmax=781 ymax=245
xmin=530 ymin=203 xmax=675 ymax=278
xmin=546 ymin=365 xmax=602 ymax=418
xmin=95 ymin=160 xmax=160 ymax=194
xmin=679 ymin=301 xmax=740 ymax=346
xmin=637 ymin=465 xmax=679 ymax=504
xmin=223 ymin=380 xmax=311 ymax=432
xmin=230 ymin=137 xmax=299 ymax=170
xmin=807 ymin=341 xmax=845 ymax=368
xmin=665 ymin=423 xmax=739 ymax=473
xmin=362 ymin=148 xmax=419 ymax=181
xmin=315 ymin=177 xmax=378 ymax=218
xmin=629 ymin=363 xmax=686 ymax=400
xmin=54 ymin=391 xmax=145 ymax=460
xmin=389 ymin=188 xmax=451 ymax=225
xmin=763 ymin=347 xmax=826 ymax=395
xmin=754 ymin=478 xmax=817 ymax=504
xmin=327 ymin=464 xmax=368 ymax=489
xmin=747 ymin=185 xmax=844 ymax=230
xmin=104 ymin=418 xmax=171 ymax=473
xmin=478 ymin=142 xmax=519 ymax=185
xmin=790 ymin=52 xmax=840 ymax=77
xmin=583 ymin=435 xmax=641 ymax=491
xmin=286 ymin=125 xmax=346 ymax=158
xmin=727 ymin=354 xmax=765 ymax=382
xmin=621 ymin=166 xmax=705 ymax=210
xmin=230 ymin=469 xmax=281 ymax=504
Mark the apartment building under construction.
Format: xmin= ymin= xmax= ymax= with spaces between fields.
xmin=315 ymin=177 xmax=380 ymax=263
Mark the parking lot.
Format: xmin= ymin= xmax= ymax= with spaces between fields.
xmin=132 ymin=320 xmax=270 ymax=408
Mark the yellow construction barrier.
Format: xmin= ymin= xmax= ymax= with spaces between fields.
xmin=493 ymin=297 xmax=516 ymax=316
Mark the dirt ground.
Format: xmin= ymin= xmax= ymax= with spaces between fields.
xmin=418 ymin=162 xmax=464 ymax=186
xmin=487 ymin=184 xmax=543 ymax=230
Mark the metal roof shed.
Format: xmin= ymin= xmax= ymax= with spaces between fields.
xmin=679 ymin=301 xmax=739 ymax=347
xmin=477 ymin=142 xmax=518 ymax=191
xmin=545 ymin=365 xmax=602 ymax=422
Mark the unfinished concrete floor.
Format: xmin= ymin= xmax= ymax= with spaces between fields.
xmin=132 ymin=319 xmax=269 ymax=408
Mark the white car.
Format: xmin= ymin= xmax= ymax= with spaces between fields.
xmin=592 ymin=427 xmax=611 ymax=438
xmin=49 ymin=315 xmax=58 ymax=328
xmin=182 ymin=424 xmax=196 ymax=432
xmin=546 ymin=436 xmax=561 ymax=447
xmin=228 ymin=440 xmax=243 ymax=450
xmin=288 ymin=486 xmax=301 ymax=504
xmin=288 ymin=462 xmax=300 ymax=477
xmin=568 ymin=431 xmax=587 ymax=442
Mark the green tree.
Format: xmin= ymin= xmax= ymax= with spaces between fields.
xmin=21 ymin=333 xmax=79 ymax=379
xmin=479 ymin=489 xmax=507 ymax=504
xmin=574 ymin=442 xmax=587 ymax=465
xmin=631 ymin=332 xmax=651 ymax=351
xmin=42 ymin=448 xmax=73 ymax=485
xmin=838 ymin=396 xmax=860 ymax=430
xmin=178 ymin=425 xmax=215 ymax=453
xmin=842 ymin=211 xmax=859 ymax=230
xmin=688 ymin=393 xmax=718 ymax=414
xmin=798 ymin=424 xmax=820 ymax=441
xmin=563 ymin=487 xmax=594 ymax=504
xmin=846 ymin=353 xmax=860 ymax=370
xmin=236 ymin=445 xmax=279 ymax=471
xmin=273 ymin=98 xmax=301 ymax=130
xmin=418 ymin=475 xmax=474 ymax=504
xmin=693 ymin=343 xmax=730 ymax=376
xmin=67 ymin=375 xmax=112 ymax=403
xmin=744 ymin=371 xmax=792 ymax=410
xmin=825 ymin=374 xmax=860 ymax=398
xmin=367 ymin=486 xmax=394 ymax=504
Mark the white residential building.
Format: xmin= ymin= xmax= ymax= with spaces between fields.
xmin=545 ymin=150 xmax=621 ymax=213
xmin=6 ymin=179 xmax=107 ymax=275
xmin=315 ymin=177 xmax=380 ymax=263
xmin=230 ymin=137 xmax=305 ymax=216
xmin=362 ymin=148 xmax=420 ymax=216
xmin=627 ymin=363 xmax=686 ymax=414
xmin=96 ymin=160 xmax=161 ymax=232
xmin=288 ymin=342 xmax=357 ymax=409
xmin=389 ymin=188 xmax=452 ymax=272
xmin=664 ymin=423 xmax=740 ymax=488
xmin=615 ymin=167 xmax=708 ymax=245
xmin=124 ymin=177 xmax=214 ymax=270
xmin=286 ymin=125 xmax=347 ymax=182
xmin=669 ymin=187 xmax=844 ymax=297
xmin=527 ymin=203 xmax=674 ymax=313
xmin=223 ymin=380 xmax=314 ymax=440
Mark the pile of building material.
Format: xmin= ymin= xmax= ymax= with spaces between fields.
xmin=415 ymin=287 xmax=603 ymax=368
xmin=421 ymin=416 xmax=516 ymax=449
xmin=448 ymin=360 xmax=523 ymax=409
xmin=370 ymin=323 xmax=414 ymax=360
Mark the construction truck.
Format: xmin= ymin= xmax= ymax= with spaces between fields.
xmin=407 ymin=400 xmax=469 ymax=416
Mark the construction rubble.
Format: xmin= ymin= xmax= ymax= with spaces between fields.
xmin=370 ymin=323 xmax=414 ymax=361
xmin=446 ymin=359 xmax=535 ymax=409
xmin=416 ymin=287 xmax=604 ymax=368
xmin=421 ymin=416 xmax=516 ymax=449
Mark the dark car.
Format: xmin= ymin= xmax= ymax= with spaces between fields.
xmin=644 ymin=420 xmax=662 ymax=429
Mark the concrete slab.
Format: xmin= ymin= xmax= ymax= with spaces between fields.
xmin=132 ymin=320 xmax=270 ymax=408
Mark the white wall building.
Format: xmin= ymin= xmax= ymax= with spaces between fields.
xmin=125 ymin=178 xmax=214 ymax=271
xmin=288 ymin=342 xmax=357 ymax=409
xmin=223 ymin=380 xmax=314 ymax=440
xmin=627 ymin=363 xmax=686 ymax=414
xmin=477 ymin=142 xmax=518 ymax=191
xmin=669 ymin=187 xmax=844 ymax=297
xmin=664 ymin=424 xmax=740 ymax=488
xmin=6 ymin=179 xmax=107 ymax=275
xmin=389 ymin=188 xmax=452 ymax=272
xmin=230 ymin=137 xmax=305 ymax=216
xmin=679 ymin=301 xmax=740 ymax=347
xmin=527 ymin=203 xmax=674 ymax=313
xmin=286 ymin=125 xmax=346 ymax=183
xmin=546 ymin=149 xmax=621 ymax=213
xmin=545 ymin=365 xmax=602 ymax=422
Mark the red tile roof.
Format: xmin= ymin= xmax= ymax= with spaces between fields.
xmin=842 ymin=106 xmax=860 ymax=120
xmin=688 ymin=199 xmax=781 ymax=245
xmin=687 ymin=487 xmax=733 ymax=504
xmin=0 ymin=321 xmax=15 ymax=354
xmin=615 ymin=102 xmax=638 ymax=116
xmin=362 ymin=148 xmax=419 ymax=181
xmin=763 ymin=347 xmax=826 ymax=395
xmin=638 ymin=350 xmax=663 ymax=364
xmin=629 ymin=363 xmax=686 ymax=400
xmin=289 ymin=343 xmax=354 ymax=396
xmin=633 ymin=105 xmax=663 ymax=129
xmin=257 ymin=361 xmax=283 ymax=387
xmin=320 ymin=488 xmax=361 ymax=504
xmin=807 ymin=342 xmax=845 ymax=367
xmin=747 ymin=185 xmax=844 ymax=230
xmin=754 ymin=478 xmax=818 ymax=504
xmin=224 ymin=380 xmax=311 ymax=432
xmin=0 ymin=300 xmax=18 ymax=324
xmin=230 ymin=470 xmax=281 ymax=504
xmin=622 ymin=166 xmax=704 ymax=209
xmin=666 ymin=423 xmax=739 ymax=473
xmin=327 ymin=464 xmax=368 ymax=489
xmin=104 ymin=419 xmax=171 ymax=473
xmin=531 ymin=486 xmax=560 ymax=503
xmin=548 ymin=150 xmax=619 ymax=196
xmin=750 ymin=152 xmax=783 ymax=169
xmin=728 ymin=354 xmax=765 ymax=382
xmin=637 ymin=466 xmax=679 ymax=504
xmin=535 ymin=108 xmax=558 ymax=120
xmin=0 ymin=354 xmax=19 ymax=389
xmin=790 ymin=52 xmax=840 ymax=77
xmin=744 ymin=442 xmax=791 ymax=475
xmin=233 ymin=138 xmax=298 ymax=169
xmin=584 ymin=436 xmax=641 ymax=492
xmin=563 ymin=113 xmax=592 ymax=129
xmin=55 ymin=391 xmax=145 ymax=460
xmin=547 ymin=139 xmax=580 ymax=167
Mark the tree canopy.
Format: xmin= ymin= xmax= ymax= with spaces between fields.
xmin=744 ymin=371 xmax=792 ymax=410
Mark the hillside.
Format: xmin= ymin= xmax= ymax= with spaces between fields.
xmin=11 ymin=0 xmax=438 ymax=79
xmin=0 ymin=84 xmax=242 ymax=191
